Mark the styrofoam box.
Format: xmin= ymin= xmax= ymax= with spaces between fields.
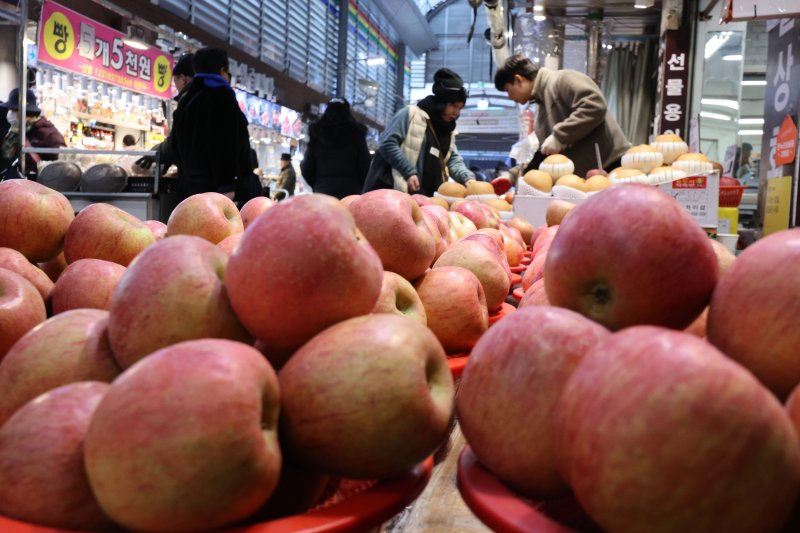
xmin=513 ymin=173 xmax=720 ymax=229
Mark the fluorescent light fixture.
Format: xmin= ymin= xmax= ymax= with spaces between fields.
xmin=507 ymin=30 xmax=514 ymax=38
xmin=722 ymin=54 xmax=743 ymax=61
xmin=123 ymin=39 xmax=148 ymax=51
xmin=701 ymin=98 xmax=739 ymax=110
xmin=533 ymin=4 xmax=543 ymax=11
xmin=23 ymin=37 xmax=35 ymax=46
xmin=700 ymin=111 xmax=731 ymax=121
xmin=738 ymin=117 xmax=765 ymax=125
xmin=365 ymin=56 xmax=386 ymax=66
xmin=738 ymin=129 xmax=763 ymax=135
xmin=533 ymin=14 xmax=546 ymax=21
xmin=741 ymin=80 xmax=766 ymax=86
xmin=477 ymin=98 xmax=489 ymax=110
xmin=634 ymin=0 xmax=654 ymax=8
xmin=533 ymin=57 xmax=541 ymax=63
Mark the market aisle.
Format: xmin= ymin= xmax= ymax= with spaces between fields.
xmin=381 ymin=422 xmax=490 ymax=532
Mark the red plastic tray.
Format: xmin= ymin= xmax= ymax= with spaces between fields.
xmin=489 ymin=302 xmax=516 ymax=325
xmin=0 ymin=458 xmax=434 ymax=533
xmin=510 ymin=264 xmax=527 ymax=274
xmin=510 ymin=273 xmax=522 ymax=286
xmin=511 ymin=287 xmax=525 ymax=302
xmin=458 ymin=446 xmax=600 ymax=533
xmin=521 ymin=256 xmax=532 ymax=265
xmin=447 ymin=353 xmax=470 ymax=378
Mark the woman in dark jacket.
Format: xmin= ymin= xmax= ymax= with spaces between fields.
xmin=301 ymin=98 xmax=370 ymax=199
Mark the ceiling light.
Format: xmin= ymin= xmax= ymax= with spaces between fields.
xmin=741 ymin=80 xmax=766 ymax=86
xmin=723 ymin=54 xmax=743 ymax=61
xmin=506 ymin=30 xmax=514 ymax=38
xmin=533 ymin=14 xmax=546 ymax=21
xmin=700 ymin=111 xmax=731 ymax=121
xmin=738 ymin=129 xmax=763 ymax=135
xmin=634 ymin=0 xmax=654 ymax=8
xmin=365 ymin=56 xmax=386 ymax=66
xmin=477 ymin=98 xmax=489 ymax=110
xmin=701 ymin=98 xmax=739 ymax=110
xmin=533 ymin=5 xmax=544 ymax=11
xmin=123 ymin=39 xmax=149 ymax=51
xmin=738 ymin=118 xmax=765 ymax=125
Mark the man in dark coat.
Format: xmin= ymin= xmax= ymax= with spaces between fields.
xmin=275 ymin=152 xmax=296 ymax=199
xmin=170 ymin=47 xmax=253 ymax=201
xmin=300 ymin=98 xmax=370 ymax=199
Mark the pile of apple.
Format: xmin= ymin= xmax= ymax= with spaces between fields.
xmin=457 ymin=183 xmax=800 ymax=532
xmin=0 ymin=177 xmax=538 ymax=531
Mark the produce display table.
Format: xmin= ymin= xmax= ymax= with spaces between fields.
xmin=380 ymin=424 xmax=490 ymax=533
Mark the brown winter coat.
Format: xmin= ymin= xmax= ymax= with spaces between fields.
xmin=530 ymin=68 xmax=630 ymax=176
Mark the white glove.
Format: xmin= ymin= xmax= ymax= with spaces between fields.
xmin=540 ymin=134 xmax=564 ymax=156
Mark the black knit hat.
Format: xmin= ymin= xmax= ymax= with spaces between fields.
xmin=280 ymin=153 xmax=292 ymax=162
xmin=432 ymin=68 xmax=467 ymax=104
xmin=173 ymin=53 xmax=195 ymax=77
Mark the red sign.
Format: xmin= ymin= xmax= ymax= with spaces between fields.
xmin=670 ymin=176 xmax=707 ymax=189
xmin=37 ymin=0 xmax=173 ymax=98
xmin=656 ymin=28 xmax=691 ymax=138
xmin=775 ymin=115 xmax=797 ymax=166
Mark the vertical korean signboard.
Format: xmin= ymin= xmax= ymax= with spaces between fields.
xmin=759 ymin=18 xmax=800 ymax=233
xmin=37 ymin=0 xmax=173 ymax=98
xmin=656 ymin=28 xmax=691 ymax=139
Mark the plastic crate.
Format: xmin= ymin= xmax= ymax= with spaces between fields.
xmin=124 ymin=177 xmax=178 ymax=195
xmin=719 ymin=185 xmax=746 ymax=207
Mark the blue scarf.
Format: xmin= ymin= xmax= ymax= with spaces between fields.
xmin=194 ymin=73 xmax=234 ymax=95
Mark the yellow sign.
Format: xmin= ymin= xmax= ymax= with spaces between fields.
xmin=763 ymin=175 xmax=792 ymax=236
xmin=153 ymin=55 xmax=172 ymax=94
xmin=42 ymin=10 xmax=75 ymax=60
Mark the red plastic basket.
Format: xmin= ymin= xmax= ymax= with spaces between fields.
xmin=719 ymin=185 xmax=746 ymax=207
xmin=0 ymin=459 xmax=434 ymax=533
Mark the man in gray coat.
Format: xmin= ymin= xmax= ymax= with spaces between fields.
xmin=494 ymin=54 xmax=630 ymax=177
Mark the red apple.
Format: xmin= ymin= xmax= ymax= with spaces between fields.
xmin=499 ymin=224 xmax=526 ymax=249
xmin=502 ymin=234 xmax=524 ymax=266
xmin=227 ymin=194 xmax=383 ymax=357
xmin=0 ymin=179 xmax=74 ymax=262
xmin=63 ymin=203 xmax=155 ymax=266
xmin=556 ymin=326 xmax=800 ymax=533
xmin=50 ymin=259 xmax=126 ymax=314
xmin=0 ymin=268 xmax=46 ymax=360
xmin=545 ymin=199 xmax=576 ymax=227
xmin=217 ymin=232 xmax=243 ymax=255
xmin=279 ymin=314 xmax=454 ymax=479
xmin=585 ymin=168 xmax=609 ymax=179
xmin=420 ymin=204 xmax=450 ymax=239
xmin=349 ymin=189 xmax=436 ymax=280
xmin=454 ymin=200 xmax=492 ymax=229
xmin=508 ymin=216 xmax=535 ymax=245
xmin=435 ymin=240 xmax=511 ymax=312
xmin=518 ymin=278 xmax=550 ymax=308
xmin=0 ymin=382 xmax=115 ymax=530
xmin=476 ymin=202 xmax=501 ymax=229
xmin=0 ymin=247 xmax=54 ymax=301
xmin=143 ymin=219 xmax=167 ymax=240
xmin=420 ymin=209 xmax=447 ymax=261
xmin=447 ymin=211 xmax=478 ymax=241
xmin=240 ymin=196 xmax=274 ymax=229
xmin=707 ymin=228 xmax=800 ymax=399
xmin=720 ymin=176 xmax=741 ymax=187
xmin=411 ymin=193 xmax=432 ymax=207
xmin=458 ymin=307 xmax=608 ymax=497
xmin=372 ymin=271 xmax=427 ymax=325
xmin=0 ymin=308 xmax=120 ymax=426
xmin=84 ymin=339 xmax=282 ymax=532
xmin=709 ymin=237 xmax=736 ymax=274
xmin=461 ymin=231 xmax=513 ymax=284
xmin=37 ymin=251 xmax=67 ymax=283
xmin=414 ymin=266 xmax=489 ymax=353
xmin=108 ymin=235 xmax=252 ymax=369
xmin=545 ymin=184 xmax=717 ymax=330
xmin=339 ymin=194 xmax=359 ymax=208
xmin=167 ymin=192 xmax=244 ymax=244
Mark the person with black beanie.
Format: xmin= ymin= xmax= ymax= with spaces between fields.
xmin=363 ymin=68 xmax=474 ymax=195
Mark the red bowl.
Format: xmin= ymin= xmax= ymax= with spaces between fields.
xmin=0 ymin=458 xmax=434 ymax=533
xmin=447 ymin=353 xmax=470 ymax=378
xmin=489 ymin=302 xmax=516 ymax=326
xmin=510 ymin=265 xmax=527 ymax=274
xmin=457 ymin=446 xmax=600 ymax=533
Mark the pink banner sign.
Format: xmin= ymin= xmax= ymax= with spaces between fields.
xmin=37 ymin=0 xmax=173 ymax=99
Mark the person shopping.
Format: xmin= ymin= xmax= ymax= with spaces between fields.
xmin=301 ymin=98 xmax=370 ymax=199
xmin=363 ymin=68 xmax=474 ymax=195
xmin=494 ymin=54 xmax=630 ymax=177
xmin=274 ymin=153 xmax=296 ymax=200
xmin=0 ymin=88 xmax=66 ymax=180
